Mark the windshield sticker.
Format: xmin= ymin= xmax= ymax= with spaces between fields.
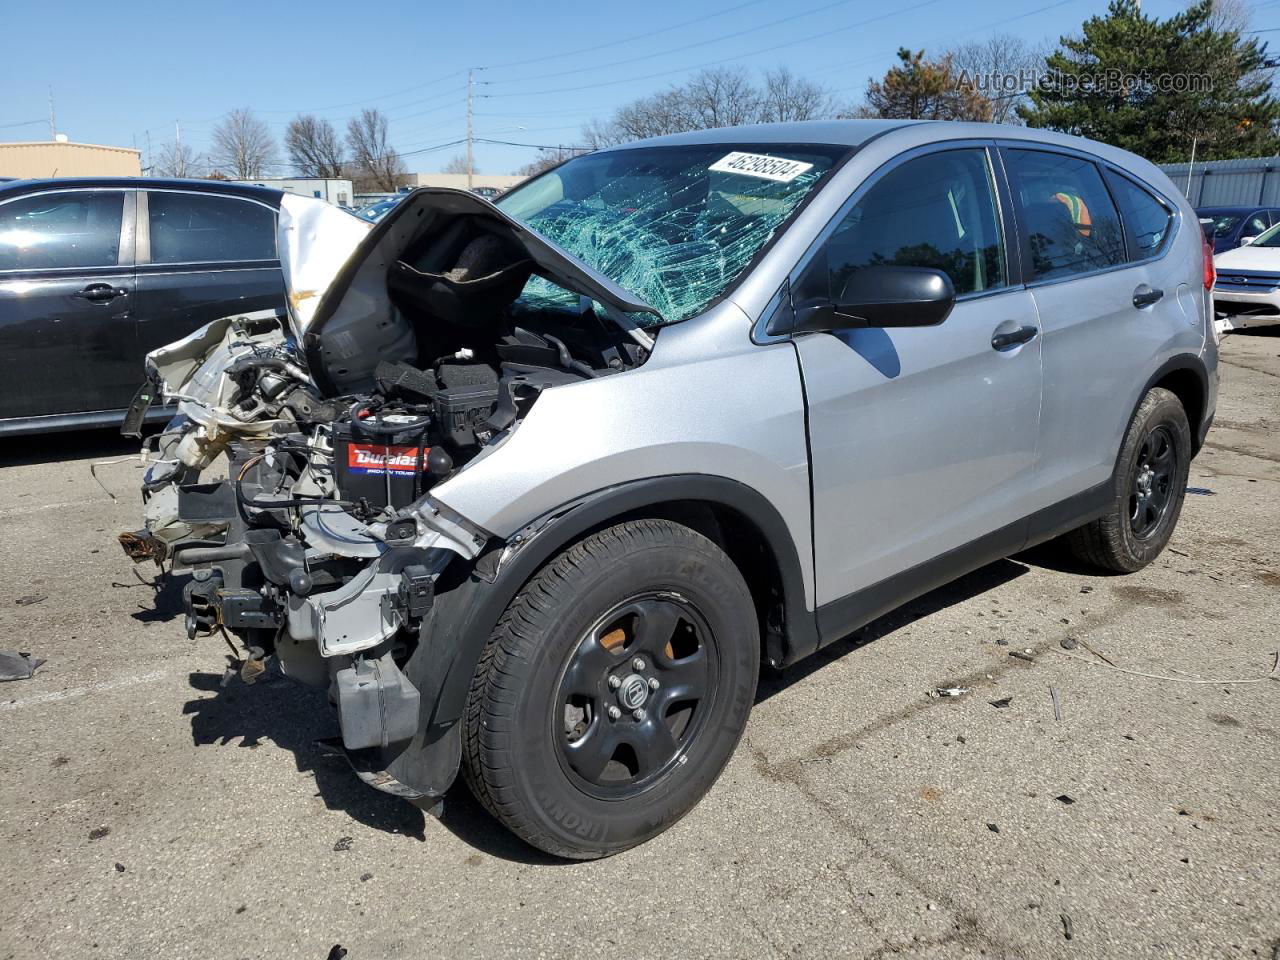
xmin=709 ymin=152 xmax=815 ymax=183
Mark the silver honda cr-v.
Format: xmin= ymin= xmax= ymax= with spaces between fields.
xmin=120 ymin=119 xmax=1218 ymax=858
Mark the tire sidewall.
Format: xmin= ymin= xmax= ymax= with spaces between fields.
xmin=499 ymin=530 xmax=758 ymax=855
xmin=1114 ymin=390 xmax=1192 ymax=566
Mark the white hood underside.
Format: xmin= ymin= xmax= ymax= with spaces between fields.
xmin=277 ymin=193 xmax=372 ymax=336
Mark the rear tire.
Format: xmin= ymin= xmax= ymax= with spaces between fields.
xmin=1065 ymin=387 xmax=1191 ymax=573
xmin=462 ymin=518 xmax=759 ymax=859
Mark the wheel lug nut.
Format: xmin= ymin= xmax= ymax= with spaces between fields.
xmin=648 ymin=677 xmax=660 ymax=690
xmin=608 ymin=676 xmax=622 ymax=689
xmin=632 ymin=657 xmax=646 ymax=671
xmin=607 ymin=706 xmax=621 ymax=720
xmin=632 ymin=708 xmax=646 ymax=721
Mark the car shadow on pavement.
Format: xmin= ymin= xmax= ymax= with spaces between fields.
xmin=1229 ymin=324 xmax=1279 ymax=337
xmin=435 ymin=785 xmax=571 ymax=865
xmin=182 ymin=668 xmax=430 ymax=842
xmin=756 ymin=557 xmax=1030 ymax=704
xmin=180 ymin=666 xmax=575 ymax=863
xmin=0 ymin=427 xmax=142 ymax=467
xmin=128 ymin=571 xmax=190 ymax=623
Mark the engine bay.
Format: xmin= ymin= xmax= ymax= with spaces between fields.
xmin=121 ymin=194 xmax=657 ymax=708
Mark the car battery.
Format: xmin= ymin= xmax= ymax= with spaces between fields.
xmin=331 ymin=413 xmax=431 ymax=509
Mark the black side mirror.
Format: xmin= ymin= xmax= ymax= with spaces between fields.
xmin=786 ymin=266 xmax=956 ymax=334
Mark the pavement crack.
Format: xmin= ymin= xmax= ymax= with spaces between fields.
xmin=747 ymin=742 xmax=1023 ymax=957
xmin=1202 ymin=440 xmax=1280 ymax=464
xmin=1221 ymin=357 xmax=1280 ymax=380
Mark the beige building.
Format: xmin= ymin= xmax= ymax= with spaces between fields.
xmin=407 ymin=172 xmax=526 ymax=192
xmin=0 ymin=140 xmax=142 ymax=180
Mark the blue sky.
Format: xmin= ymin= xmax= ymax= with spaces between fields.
xmin=0 ymin=0 xmax=1239 ymax=176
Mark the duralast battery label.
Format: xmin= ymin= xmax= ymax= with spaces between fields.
xmin=347 ymin=444 xmax=425 ymax=475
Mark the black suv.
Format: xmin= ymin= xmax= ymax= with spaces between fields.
xmin=0 ymin=178 xmax=287 ymax=435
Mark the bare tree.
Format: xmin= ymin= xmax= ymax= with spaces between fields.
xmin=210 ymin=108 xmax=278 ymax=179
xmin=517 ymin=146 xmax=587 ymax=178
xmin=285 ymin=115 xmax=345 ymax=178
xmin=948 ymin=33 xmax=1046 ymax=124
xmin=684 ymin=66 xmax=761 ymax=128
xmin=1207 ymin=0 xmax=1251 ymax=32
xmin=610 ymin=88 xmax=697 ymax=142
xmin=583 ymin=66 xmax=841 ymax=147
xmin=759 ymin=67 xmax=836 ymax=122
xmin=346 ymin=108 xmax=405 ymax=192
xmin=442 ymin=153 xmax=473 ymax=175
xmin=153 ymin=140 xmax=203 ymax=178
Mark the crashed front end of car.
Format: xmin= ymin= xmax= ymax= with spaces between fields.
xmin=118 ymin=189 xmax=659 ymax=804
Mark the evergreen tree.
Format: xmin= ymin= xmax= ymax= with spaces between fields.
xmin=864 ymin=48 xmax=993 ymax=121
xmin=1020 ymin=0 xmax=1280 ymax=161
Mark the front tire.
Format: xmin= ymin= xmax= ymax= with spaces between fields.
xmin=1065 ymin=387 xmax=1191 ymax=573
xmin=462 ymin=518 xmax=759 ymax=859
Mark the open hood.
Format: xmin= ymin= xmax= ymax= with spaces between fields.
xmin=296 ymin=188 xmax=660 ymax=396
xmin=277 ymin=193 xmax=374 ymax=336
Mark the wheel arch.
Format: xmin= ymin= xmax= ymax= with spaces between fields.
xmin=1142 ymin=354 xmax=1208 ymax=455
xmin=424 ymin=476 xmax=816 ymax=727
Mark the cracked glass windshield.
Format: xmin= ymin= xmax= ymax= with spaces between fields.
xmin=496 ymin=144 xmax=846 ymax=325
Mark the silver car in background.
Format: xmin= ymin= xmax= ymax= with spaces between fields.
xmin=121 ymin=119 xmax=1217 ymax=859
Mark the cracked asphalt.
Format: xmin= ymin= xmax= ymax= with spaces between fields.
xmin=1 ymin=330 xmax=1277 ymax=960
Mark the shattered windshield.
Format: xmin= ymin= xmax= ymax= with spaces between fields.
xmin=496 ymin=143 xmax=846 ymax=325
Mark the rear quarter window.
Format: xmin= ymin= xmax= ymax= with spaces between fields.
xmin=1105 ymin=172 xmax=1174 ymax=260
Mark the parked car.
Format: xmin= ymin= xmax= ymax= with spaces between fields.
xmin=1211 ymin=219 xmax=1280 ymax=329
xmin=0 ymin=178 xmax=288 ymax=434
xmin=123 ymin=120 xmax=1217 ymax=859
xmin=354 ymin=196 xmax=402 ymax=223
xmin=1196 ymin=205 xmax=1280 ymax=253
xmin=470 ymin=186 xmax=502 ymax=200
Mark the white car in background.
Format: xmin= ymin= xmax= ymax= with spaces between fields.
xmin=1212 ymin=223 xmax=1280 ymax=333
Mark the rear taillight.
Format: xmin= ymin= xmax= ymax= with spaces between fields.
xmin=1203 ymin=238 xmax=1216 ymax=290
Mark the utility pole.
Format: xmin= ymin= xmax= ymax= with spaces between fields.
xmin=47 ymin=87 xmax=56 ymax=140
xmin=1187 ymin=135 xmax=1197 ymax=200
xmin=466 ymin=68 xmax=475 ymax=190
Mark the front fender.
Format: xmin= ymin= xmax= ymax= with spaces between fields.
xmin=382 ymin=473 xmax=818 ymax=800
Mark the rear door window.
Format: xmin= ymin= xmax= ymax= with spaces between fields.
xmin=0 ymin=190 xmax=124 ymax=270
xmin=1105 ymin=172 xmax=1174 ymax=260
xmin=1003 ymin=149 xmax=1126 ymax=281
xmin=148 ymin=192 xmax=276 ymax=264
xmin=817 ymin=148 xmax=1008 ymax=299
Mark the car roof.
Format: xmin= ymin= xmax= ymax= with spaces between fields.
xmin=600 ymin=120 xmax=1171 ymax=184
xmin=606 ymin=119 xmax=922 ymax=151
xmin=0 ymin=176 xmax=283 ymax=204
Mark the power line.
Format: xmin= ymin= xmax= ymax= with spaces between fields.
xmin=816 ymin=0 xmax=1078 ymax=87
xmin=490 ymin=0 xmax=867 ymax=85
xmin=256 ymin=69 xmax=467 ymax=115
xmin=483 ymin=0 xmax=946 ymax=99
xmin=488 ymin=0 xmax=774 ymax=70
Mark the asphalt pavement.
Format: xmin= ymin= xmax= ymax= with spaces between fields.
xmin=1 ymin=330 xmax=1276 ymax=960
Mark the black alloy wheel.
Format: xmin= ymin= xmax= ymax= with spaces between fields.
xmin=1129 ymin=425 xmax=1177 ymax=540
xmin=461 ymin=518 xmax=759 ymax=859
xmin=556 ymin=594 xmax=717 ymax=799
